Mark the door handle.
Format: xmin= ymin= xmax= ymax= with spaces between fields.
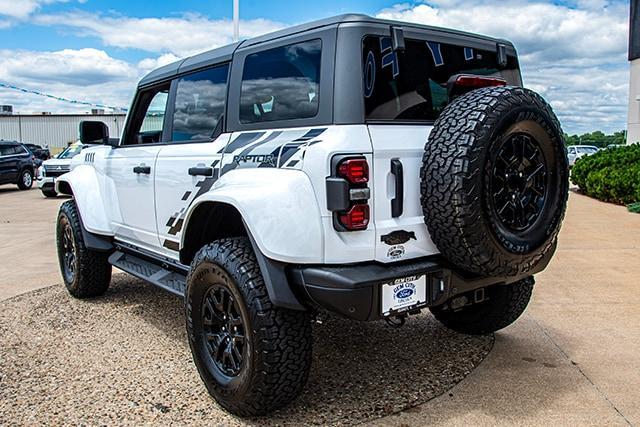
xmin=390 ymin=158 xmax=403 ymax=218
xmin=133 ymin=165 xmax=151 ymax=174
xmin=188 ymin=166 xmax=214 ymax=177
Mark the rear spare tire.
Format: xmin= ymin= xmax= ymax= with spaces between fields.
xmin=420 ymin=86 xmax=568 ymax=277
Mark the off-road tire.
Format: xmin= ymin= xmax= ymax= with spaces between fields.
xmin=431 ymin=277 xmax=534 ymax=334
xmin=17 ymin=169 xmax=33 ymax=190
xmin=186 ymin=237 xmax=312 ymax=416
xmin=42 ymin=189 xmax=57 ymax=198
xmin=420 ymin=86 xmax=568 ymax=277
xmin=56 ymin=200 xmax=111 ymax=298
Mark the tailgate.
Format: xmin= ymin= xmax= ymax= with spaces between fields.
xmin=368 ymin=125 xmax=440 ymax=263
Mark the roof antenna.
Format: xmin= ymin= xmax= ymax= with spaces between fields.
xmin=233 ymin=0 xmax=240 ymax=42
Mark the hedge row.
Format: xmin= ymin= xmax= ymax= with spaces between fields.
xmin=570 ymin=144 xmax=640 ymax=205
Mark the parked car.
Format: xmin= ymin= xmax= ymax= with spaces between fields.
xmin=0 ymin=140 xmax=35 ymax=190
xmin=567 ymin=145 xmax=598 ymax=167
xmin=24 ymin=143 xmax=51 ymax=161
xmin=37 ymin=142 xmax=85 ymax=197
xmin=53 ymin=14 xmax=568 ymax=416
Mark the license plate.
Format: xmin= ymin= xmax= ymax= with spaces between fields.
xmin=382 ymin=275 xmax=427 ymax=315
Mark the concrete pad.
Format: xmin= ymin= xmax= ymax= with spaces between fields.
xmin=368 ymin=316 xmax=627 ymax=426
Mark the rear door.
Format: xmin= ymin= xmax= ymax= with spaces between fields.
xmin=362 ymin=33 xmax=522 ymax=262
xmin=0 ymin=145 xmax=13 ymax=183
xmin=154 ymin=63 xmax=230 ymax=258
xmin=0 ymin=144 xmax=20 ymax=183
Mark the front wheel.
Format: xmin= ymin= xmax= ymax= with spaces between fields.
xmin=56 ymin=200 xmax=111 ymax=298
xmin=17 ymin=169 xmax=33 ymax=190
xmin=186 ymin=238 xmax=312 ymax=416
xmin=430 ymin=277 xmax=534 ymax=334
xmin=42 ymin=189 xmax=58 ymax=198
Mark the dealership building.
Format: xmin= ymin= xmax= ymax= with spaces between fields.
xmin=629 ymin=0 xmax=640 ymax=144
xmin=0 ymin=113 xmax=126 ymax=153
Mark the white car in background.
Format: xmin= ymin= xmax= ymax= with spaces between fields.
xmin=37 ymin=142 xmax=85 ymax=197
xmin=567 ymin=145 xmax=599 ymax=167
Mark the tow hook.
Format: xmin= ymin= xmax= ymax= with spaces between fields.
xmin=385 ymin=314 xmax=406 ymax=328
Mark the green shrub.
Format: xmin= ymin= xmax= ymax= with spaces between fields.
xmin=570 ymin=144 xmax=640 ymax=205
xmin=628 ymin=202 xmax=640 ymax=214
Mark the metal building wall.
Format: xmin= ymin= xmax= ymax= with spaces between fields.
xmin=0 ymin=115 xmax=127 ymax=151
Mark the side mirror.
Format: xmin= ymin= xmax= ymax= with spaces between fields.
xmin=79 ymin=121 xmax=109 ymax=145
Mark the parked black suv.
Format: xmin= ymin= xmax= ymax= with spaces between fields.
xmin=0 ymin=141 xmax=35 ymax=190
xmin=24 ymin=143 xmax=51 ymax=161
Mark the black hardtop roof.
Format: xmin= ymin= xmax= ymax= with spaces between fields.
xmin=139 ymin=13 xmax=513 ymax=87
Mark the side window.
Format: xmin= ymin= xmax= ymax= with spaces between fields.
xmin=172 ymin=64 xmax=229 ymax=142
xmin=125 ymin=84 xmax=170 ymax=145
xmin=0 ymin=146 xmax=13 ymax=156
xmin=240 ymin=39 xmax=321 ymax=123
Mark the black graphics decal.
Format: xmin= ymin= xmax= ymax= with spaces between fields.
xmin=161 ymin=128 xmax=327 ymax=251
xmin=220 ymin=131 xmax=265 ymax=153
xmin=233 ymin=153 xmax=276 ymax=166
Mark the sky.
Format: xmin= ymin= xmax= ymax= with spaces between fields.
xmin=0 ymin=0 xmax=631 ymax=134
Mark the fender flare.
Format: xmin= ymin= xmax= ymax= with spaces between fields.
xmin=181 ymin=168 xmax=325 ymax=310
xmin=55 ymin=165 xmax=115 ymax=236
xmin=182 ymin=168 xmax=324 ymax=264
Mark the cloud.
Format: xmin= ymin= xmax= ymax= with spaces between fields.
xmin=0 ymin=48 xmax=142 ymax=113
xmin=137 ymin=53 xmax=181 ymax=74
xmin=376 ymin=0 xmax=630 ymax=134
xmin=34 ymin=12 xmax=284 ymax=56
xmin=0 ymin=0 xmax=75 ymax=19
xmin=0 ymin=48 xmax=136 ymax=85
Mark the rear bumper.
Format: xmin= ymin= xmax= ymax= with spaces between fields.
xmin=289 ymin=246 xmax=555 ymax=321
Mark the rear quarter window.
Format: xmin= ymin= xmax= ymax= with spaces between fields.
xmin=240 ymin=39 xmax=322 ymax=123
xmin=362 ymin=36 xmax=519 ymax=122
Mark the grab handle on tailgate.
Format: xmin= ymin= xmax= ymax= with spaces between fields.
xmin=390 ymin=158 xmax=403 ymax=218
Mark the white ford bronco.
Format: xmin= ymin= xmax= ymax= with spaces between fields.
xmin=54 ymin=14 xmax=568 ymax=416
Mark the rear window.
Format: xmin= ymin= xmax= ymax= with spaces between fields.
xmin=240 ymin=39 xmax=321 ymax=123
xmin=172 ymin=64 xmax=229 ymax=141
xmin=363 ymin=36 xmax=519 ymax=121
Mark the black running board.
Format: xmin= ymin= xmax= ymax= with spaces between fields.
xmin=108 ymin=251 xmax=186 ymax=297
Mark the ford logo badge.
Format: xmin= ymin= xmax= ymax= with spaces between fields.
xmin=395 ymin=288 xmax=414 ymax=299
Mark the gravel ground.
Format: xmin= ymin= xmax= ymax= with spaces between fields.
xmin=0 ymin=274 xmax=493 ymax=426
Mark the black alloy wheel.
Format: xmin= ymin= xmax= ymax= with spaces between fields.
xmin=489 ymin=132 xmax=548 ymax=233
xmin=201 ymin=284 xmax=247 ymax=378
xmin=59 ymin=215 xmax=77 ymax=283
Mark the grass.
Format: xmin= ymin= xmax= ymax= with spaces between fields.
xmin=628 ymin=202 xmax=640 ymax=214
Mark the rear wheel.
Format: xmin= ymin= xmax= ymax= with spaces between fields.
xmin=186 ymin=238 xmax=312 ymax=416
xmin=42 ymin=189 xmax=57 ymax=198
xmin=430 ymin=277 xmax=534 ymax=334
xmin=56 ymin=200 xmax=111 ymax=298
xmin=17 ymin=169 xmax=33 ymax=190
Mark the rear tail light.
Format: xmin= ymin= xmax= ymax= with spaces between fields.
xmin=453 ymin=75 xmax=507 ymax=89
xmin=337 ymin=158 xmax=368 ymax=184
xmin=327 ymin=156 xmax=371 ymax=231
xmin=339 ymin=204 xmax=369 ymax=230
